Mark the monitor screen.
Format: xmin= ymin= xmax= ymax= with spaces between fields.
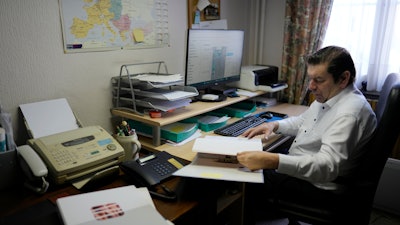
xmin=185 ymin=29 xmax=244 ymax=92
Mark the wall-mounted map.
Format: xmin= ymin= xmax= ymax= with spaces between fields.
xmin=59 ymin=0 xmax=169 ymax=53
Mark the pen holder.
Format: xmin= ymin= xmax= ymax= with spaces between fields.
xmin=115 ymin=133 xmax=141 ymax=161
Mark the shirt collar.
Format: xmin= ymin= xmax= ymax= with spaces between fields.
xmin=320 ymin=84 xmax=357 ymax=109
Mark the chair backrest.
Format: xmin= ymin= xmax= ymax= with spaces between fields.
xmin=357 ymin=73 xmax=400 ymax=196
xmin=333 ymin=73 xmax=400 ymax=224
xmin=375 ymin=73 xmax=400 ymax=124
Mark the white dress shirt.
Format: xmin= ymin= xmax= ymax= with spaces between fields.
xmin=276 ymin=84 xmax=377 ymax=190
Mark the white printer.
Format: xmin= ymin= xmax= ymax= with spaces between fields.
xmin=231 ymin=65 xmax=287 ymax=92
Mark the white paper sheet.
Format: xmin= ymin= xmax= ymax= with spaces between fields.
xmin=191 ymin=19 xmax=228 ymax=29
xmin=134 ymin=74 xmax=182 ymax=83
xmin=192 ymin=136 xmax=263 ymax=155
xmin=236 ymin=89 xmax=260 ymax=97
xmin=19 ymin=98 xmax=79 ymax=138
xmin=57 ymin=186 xmax=169 ymax=225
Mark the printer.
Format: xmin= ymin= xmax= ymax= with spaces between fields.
xmin=231 ymin=65 xmax=287 ymax=92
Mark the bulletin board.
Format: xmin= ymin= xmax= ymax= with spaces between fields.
xmin=188 ymin=0 xmax=221 ymax=28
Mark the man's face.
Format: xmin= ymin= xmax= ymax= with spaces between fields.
xmin=307 ymin=63 xmax=349 ymax=103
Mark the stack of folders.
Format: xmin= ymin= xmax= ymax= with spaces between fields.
xmin=57 ymin=185 xmax=172 ymax=225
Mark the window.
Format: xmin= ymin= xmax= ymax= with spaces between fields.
xmin=323 ymin=0 xmax=400 ymax=91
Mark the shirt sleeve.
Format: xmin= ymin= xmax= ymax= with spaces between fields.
xmin=277 ymin=111 xmax=307 ymax=136
xmin=277 ymin=114 xmax=360 ymax=183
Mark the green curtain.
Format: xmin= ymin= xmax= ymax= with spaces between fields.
xmin=280 ymin=0 xmax=333 ymax=104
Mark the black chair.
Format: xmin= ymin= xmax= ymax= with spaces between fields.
xmin=271 ymin=73 xmax=400 ymax=225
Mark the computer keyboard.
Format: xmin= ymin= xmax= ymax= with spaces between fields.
xmin=214 ymin=116 xmax=266 ymax=137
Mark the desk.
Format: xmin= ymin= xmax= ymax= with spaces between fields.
xmin=1 ymin=103 xmax=308 ymax=225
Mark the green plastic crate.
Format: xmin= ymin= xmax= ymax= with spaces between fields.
xmin=213 ymin=101 xmax=257 ymax=118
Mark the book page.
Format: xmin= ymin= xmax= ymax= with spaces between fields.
xmin=192 ymin=136 xmax=262 ymax=155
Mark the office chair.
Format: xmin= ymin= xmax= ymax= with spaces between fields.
xmin=272 ymin=73 xmax=400 ymax=225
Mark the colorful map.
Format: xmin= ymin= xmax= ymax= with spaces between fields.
xmin=60 ymin=0 xmax=169 ymax=52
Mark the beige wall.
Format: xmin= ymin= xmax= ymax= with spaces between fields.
xmin=0 ymin=0 xmax=285 ymax=145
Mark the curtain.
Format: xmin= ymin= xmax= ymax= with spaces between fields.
xmin=366 ymin=0 xmax=399 ymax=91
xmin=323 ymin=0 xmax=400 ymax=92
xmin=247 ymin=1 xmax=268 ymax=65
xmin=280 ymin=0 xmax=333 ymax=104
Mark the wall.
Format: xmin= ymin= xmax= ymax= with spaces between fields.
xmin=259 ymin=0 xmax=285 ymax=68
xmin=1 ymin=0 xmax=279 ymax=145
xmin=246 ymin=0 xmax=286 ymax=68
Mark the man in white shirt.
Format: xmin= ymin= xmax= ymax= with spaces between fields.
xmin=238 ymin=46 xmax=377 ymax=224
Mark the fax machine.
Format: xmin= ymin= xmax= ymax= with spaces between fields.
xmin=28 ymin=126 xmax=125 ymax=185
xmin=231 ymin=65 xmax=287 ymax=92
xmin=19 ymin=98 xmax=125 ymax=186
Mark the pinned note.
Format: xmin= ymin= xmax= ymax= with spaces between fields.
xmin=133 ymin=28 xmax=144 ymax=43
xmin=197 ymin=0 xmax=210 ymax=11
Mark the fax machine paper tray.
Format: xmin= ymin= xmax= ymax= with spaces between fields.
xmin=28 ymin=126 xmax=125 ymax=185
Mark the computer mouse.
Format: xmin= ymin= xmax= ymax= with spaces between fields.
xmin=201 ymin=94 xmax=219 ymax=101
xmin=259 ymin=112 xmax=273 ymax=119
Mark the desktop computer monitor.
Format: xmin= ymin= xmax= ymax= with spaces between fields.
xmin=184 ymin=29 xmax=244 ymax=94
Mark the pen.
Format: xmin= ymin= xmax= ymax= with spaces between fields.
xmin=116 ymin=126 xmax=124 ymax=136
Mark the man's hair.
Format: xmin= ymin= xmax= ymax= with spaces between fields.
xmin=306 ymin=46 xmax=356 ymax=85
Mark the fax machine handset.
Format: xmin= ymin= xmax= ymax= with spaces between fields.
xmin=17 ymin=145 xmax=49 ymax=194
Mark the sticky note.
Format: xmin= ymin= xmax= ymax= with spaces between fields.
xmin=168 ymin=158 xmax=184 ymax=169
xmin=201 ymin=173 xmax=223 ymax=179
xmin=133 ymin=29 xmax=144 ymax=42
xmin=197 ymin=0 xmax=210 ymax=11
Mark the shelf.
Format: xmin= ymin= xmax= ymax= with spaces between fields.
xmin=112 ymin=91 xmax=265 ymax=126
xmin=111 ymin=91 xmax=266 ymax=147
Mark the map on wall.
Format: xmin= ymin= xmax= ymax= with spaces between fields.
xmin=59 ymin=0 xmax=169 ymax=53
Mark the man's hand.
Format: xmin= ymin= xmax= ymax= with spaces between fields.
xmin=237 ymin=151 xmax=279 ymax=171
xmin=242 ymin=121 xmax=279 ymax=139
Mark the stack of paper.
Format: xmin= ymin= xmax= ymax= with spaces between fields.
xmin=135 ymin=88 xmax=198 ymax=101
xmin=136 ymin=98 xmax=192 ymax=112
xmin=134 ymin=74 xmax=183 ymax=84
xmin=57 ymin=185 xmax=171 ymax=225
xmin=173 ymin=136 xmax=264 ymax=183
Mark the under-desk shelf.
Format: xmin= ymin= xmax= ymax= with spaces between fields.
xmin=111 ymin=91 xmax=266 ymax=147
